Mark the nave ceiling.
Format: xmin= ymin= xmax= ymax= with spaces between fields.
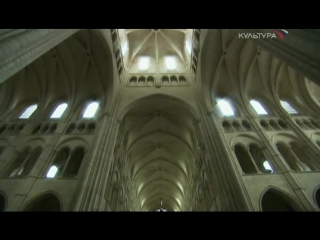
xmin=1 ymin=29 xmax=320 ymax=211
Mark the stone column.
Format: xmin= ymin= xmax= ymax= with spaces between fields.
xmin=233 ymin=29 xmax=320 ymax=86
xmin=0 ymin=29 xmax=79 ymax=84
xmin=187 ymin=71 xmax=253 ymax=211
xmin=245 ymin=146 xmax=262 ymax=173
xmin=197 ymin=114 xmax=254 ymax=211
xmin=72 ymin=114 xmax=120 ymax=211
xmin=70 ymin=63 xmax=128 ymax=211
xmin=103 ymin=165 xmax=115 ymax=211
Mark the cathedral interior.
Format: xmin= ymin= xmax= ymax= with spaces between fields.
xmin=0 ymin=29 xmax=320 ymax=211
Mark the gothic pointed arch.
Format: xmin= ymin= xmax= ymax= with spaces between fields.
xmin=118 ymin=93 xmax=200 ymax=121
xmin=116 ymin=94 xmax=200 ymax=211
xmin=260 ymin=187 xmax=302 ymax=212
xmin=23 ymin=192 xmax=62 ymax=212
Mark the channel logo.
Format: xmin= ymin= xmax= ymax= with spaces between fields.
xmin=273 ymin=29 xmax=289 ymax=39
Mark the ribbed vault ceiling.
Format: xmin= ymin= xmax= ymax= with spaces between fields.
xmin=121 ymin=96 xmax=196 ymax=211
xmin=202 ymin=29 xmax=315 ymax=110
xmin=0 ymin=30 xmax=113 ymax=117
xmin=123 ymin=29 xmax=192 ymax=74
xmin=2 ymin=29 xmax=320 ymax=212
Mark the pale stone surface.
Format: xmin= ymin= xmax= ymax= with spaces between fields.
xmin=0 ymin=29 xmax=320 ymax=212
xmin=0 ymin=29 xmax=79 ymax=84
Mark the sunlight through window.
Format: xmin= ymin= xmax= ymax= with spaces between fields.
xmin=186 ymin=40 xmax=192 ymax=55
xmin=50 ymin=103 xmax=68 ymax=118
xmin=217 ymin=99 xmax=234 ymax=116
xmin=250 ymin=100 xmax=268 ymax=115
xmin=138 ymin=57 xmax=150 ymax=70
xmin=263 ymin=161 xmax=273 ymax=173
xmin=280 ymin=100 xmax=298 ymax=114
xmin=83 ymin=102 xmax=99 ymax=118
xmin=47 ymin=165 xmax=58 ymax=178
xmin=165 ymin=56 xmax=177 ymax=70
xmin=19 ymin=104 xmax=38 ymax=119
xmin=155 ymin=208 xmax=167 ymax=212
xmin=122 ymin=41 xmax=128 ymax=56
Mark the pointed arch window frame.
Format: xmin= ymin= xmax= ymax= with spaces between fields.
xmin=250 ymin=99 xmax=268 ymax=116
xmin=217 ymin=99 xmax=236 ymax=117
xmin=262 ymin=160 xmax=274 ymax=173
xmin=82 ymin=101 xmax=100 ymax=119
xmin=45 ymin=146 xmax=86 ymax=179
xmin=50 ymin=102 xmax=68 ymax=119
xmin=279 ymin=100 xmax=299 ymax=115
xmin=18 ymin=104 xmax=38 ymax=119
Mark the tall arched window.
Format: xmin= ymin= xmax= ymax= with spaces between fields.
xmin=290 ymin=144 xmax=317 ymax=171
xmin=234 ymin=145 xmax=257 ymax=174
xmin=276 ymin=143 xmax=300 ymax=171
xmin=19 ymin=147 xmax=42 ymax=177
xmin=19 ymin=104 xmax=38 ymax=119
xmin=250 ymin=100 xmax=268 ymax=115
xmin=50 ymin=103 xmax=68 ymax=118
xmin=217 ymin=99 xmax=235 ymax=116
xmin=121 ymin=41 xmax=128 ymax=56
xmin=83 ymin=101 xmax=99 ymax=118
xmin=249 ymin=144 xmax=274 ymax=173
xmin=63 ymin=147 xmax=86 ymax=177
xmin=5 ymin=147 xmax=42 ymax=178
xmin=46 ymin=146 xmax=85 ymax=178
xmin=280 ymin=100 xmax=298 ymax=114
xmin=263 ymin=161 xmax=274 ymax=173
xmin=46 ymin=147 xmax=70 ymax=178
xmin=47 ymin=165 xmax=58 ymax=178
